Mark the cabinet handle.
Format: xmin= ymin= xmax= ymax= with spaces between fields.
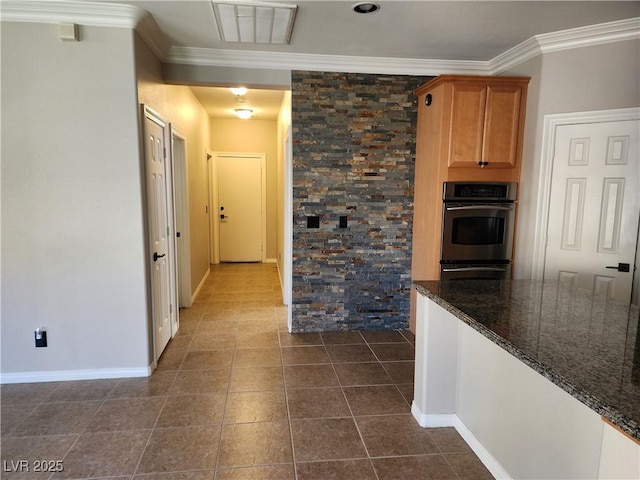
xmin=477 ymin=161 xmax=489 ymax=168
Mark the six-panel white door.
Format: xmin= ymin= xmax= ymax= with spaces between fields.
xmin=217 ymin=155 xmax=263 ymax=262
xmin=544 ymin=120 xmax=639 ymax=301
xmin=144 ymin=111 xmax=172 ymax=359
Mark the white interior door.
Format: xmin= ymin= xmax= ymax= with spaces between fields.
xmin=144 ymin=108 xmax=173 ymax=360
xmin=544 ymin=119 xmax=639 ymax=301
xmin=217 ymin=154 xmax=263 ymax=262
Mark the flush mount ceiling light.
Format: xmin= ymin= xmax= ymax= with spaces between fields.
xmin=212 ymin=1 xmax=297 ymax=44
xmin=230 ymin=87 xmax=248 ymax=96
xmin=234 ymin=108 xmax=254 ymax=119
xmin=352 ymin=2 xmax=379 ymax=14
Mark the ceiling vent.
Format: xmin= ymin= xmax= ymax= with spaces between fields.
xmin=211 ymin=1 xmax=298 ymax=44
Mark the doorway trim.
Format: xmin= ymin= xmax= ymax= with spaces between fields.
xmin=531 ymin=107 xmax=640 ymax=283
xmin=170 ymin=126 xmax=192 ymax=309
xmin=142 ymin=105 xmax=177 ymax=364
xmin=210 ymin=152 xmax=267 ymax=263
xmin=284 ymin=127 xmax=293 ymax=329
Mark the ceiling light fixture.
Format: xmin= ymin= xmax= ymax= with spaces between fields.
xmin=352 ymin=2 xmax=379 ymax=14
xmin=234 ymin=108 xmax=254 ymax=119
xmin=230 ymin=87 xmax=248 ymax=96
xmin=212 ymin=1 xmax=297 ymax=44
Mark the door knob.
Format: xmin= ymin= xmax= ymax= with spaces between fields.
xmin=605 ymin=262 xmax=630 ymax=272
xmin=220 ymin=214 xmax=226 ymax=219
xmin=153 ymin=252 xmax=166 ymax=262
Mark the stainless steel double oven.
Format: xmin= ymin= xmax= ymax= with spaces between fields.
xmin=440 ymin=182 xmax=517 ymax=280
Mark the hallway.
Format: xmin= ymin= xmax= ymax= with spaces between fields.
xmin=1 ymin=263 xmax=492 ymax=479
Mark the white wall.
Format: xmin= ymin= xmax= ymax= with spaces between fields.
xmin=135 ymin=34 xmax=212 ymax=297
xmin=1 ymin=23 xmax=151 ymax=379
xmin=503 ymin=39 xmax=640 ymax=278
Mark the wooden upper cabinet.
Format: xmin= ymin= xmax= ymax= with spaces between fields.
xmin=448 ymin=80 xmax=527 ymax=170
xmin=416 ymin=75 xmax=529 ymax=183
xmin=482 ymin=84 xmax=524 ymax=169
xmin=448 ymin=83 xmax=486 ymax=168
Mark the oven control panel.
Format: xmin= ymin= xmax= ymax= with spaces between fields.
xmin=443 ymin=182 xmax=517 ymax=202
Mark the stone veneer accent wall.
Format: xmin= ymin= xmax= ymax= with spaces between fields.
xmin=291 ymin=71 xmax=432 ymax=332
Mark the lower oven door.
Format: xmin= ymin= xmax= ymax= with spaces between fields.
xmin=441 ymin=203 xmax=515 ymax=262
xmin=440 ymin=264 xmax=511 ymax=281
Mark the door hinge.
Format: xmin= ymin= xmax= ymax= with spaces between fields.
xmin=170 ymin=304 xmax=173 ymax=314
xmin=167 ymin=226 xmax=170 ymax=236
xmin=163 ymin=147 xmax=167 ymax=159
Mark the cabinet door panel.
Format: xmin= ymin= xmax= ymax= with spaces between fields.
xmin=448 ymin=83 xmax=486 ymax=167
xmin=482 ymin=85 xmax=523 ymax=168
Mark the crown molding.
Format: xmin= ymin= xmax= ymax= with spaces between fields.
xmin=2 ymin=2 xmax=638 ymax=77
xmin=490 ymin=17 xmax=640 ymax=74
xmin=537 ymin=16 xmax=640 ymax=53
xmin=166 ymin=47 xmax=492 ymax=76
xmin=0 ymin=0 xmax=144 ymax=28
xmin=1 ymin=0 xmax=170 ymax=59
xmin=135 ymin=11 xmax=171 ymax=60
xmin=167 ymin=16 xmax=639 ymax=76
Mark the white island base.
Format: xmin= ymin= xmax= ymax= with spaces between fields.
xmin=413 ymin=292 xmax=640 ymax=480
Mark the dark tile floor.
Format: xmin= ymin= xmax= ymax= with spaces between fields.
xmin=1 ymin=263 xmax=493 ymax=480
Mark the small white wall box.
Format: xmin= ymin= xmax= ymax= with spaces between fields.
xmin=59 ymin=23 xmax=79 ymax=42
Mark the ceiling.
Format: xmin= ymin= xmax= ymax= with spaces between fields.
xmin=109 ymin=1 xmax=639 ymax=119
xmin=190 ymin=86 xmax=285 ymax=120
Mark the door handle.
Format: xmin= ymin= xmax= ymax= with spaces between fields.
xmin=153 ymin=252 xmax=166 ymax=262
xmin=605 ymin=263 xmax=630 ymax=272
xmin=442 ymin=266 xmax=508 ymax=273
xmin=220 ymin=214 xmax=227 ymax=219
xmin=445 ymin=205 xmax=514 ymax=211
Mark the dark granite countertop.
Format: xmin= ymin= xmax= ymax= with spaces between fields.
xmin=413 ymin=279 xmax=640 ymax=441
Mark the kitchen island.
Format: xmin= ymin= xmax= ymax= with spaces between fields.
xmin=412 ymin=279 xmax=639 ymax=479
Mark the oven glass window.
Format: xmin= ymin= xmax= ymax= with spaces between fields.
xmin=451 ymin=217 xmax=505 ymax=245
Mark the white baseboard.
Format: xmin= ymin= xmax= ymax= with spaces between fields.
xmin=452 ymin=416 xmax=513 ymax=480
xmin=264 ymin=258 xmax=277 ymax=264
xmin=191 ymin=267 xmax=210 ymax=304
xmin=0 ymin=365 xmax=153 ymax=384
xmin=411 ymin=402 xmax=457 ymax=427
xmin=274 ymin=260 xmax=290 ymax=307
xmin=411 ymin=402 xmax=512 ymax=480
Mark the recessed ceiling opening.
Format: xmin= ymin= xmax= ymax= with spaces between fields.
xmin=211 ymin=0 xmax=298 ymax=44
xmin=352 ymin=2 xmax=380 ymax=14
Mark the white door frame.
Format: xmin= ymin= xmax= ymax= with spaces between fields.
xmin=170 ymin=126 xmax=192 ymax=309
xmin=283 ymin=127 xmax=293 ymax=329
xmin=210 ymin=152 xmax=267 ymax=263
xmin=142 ymin=105 xmax=177 ymax=362
xmin=206 ymin=149 xmax=214 ymax=265
xmin=531 ymin=108 xmax=640 ymax=293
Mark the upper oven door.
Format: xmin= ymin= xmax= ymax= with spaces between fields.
xmin=441 ymin=203 xmax=516 ymax=262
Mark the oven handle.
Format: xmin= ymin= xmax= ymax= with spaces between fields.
xmin=442 ymin=266 xmax=509 ymax=273
xmin=445 ymin=204 xmax=514 ymax=211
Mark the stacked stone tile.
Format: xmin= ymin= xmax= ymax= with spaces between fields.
xmin=291 ymin=71 xmax=432 ymax=332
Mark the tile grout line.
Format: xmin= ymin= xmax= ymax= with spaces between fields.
xmin=211 ymin=323 xmax=237 ymax=480
xmin=129 ymin=378 xmax=175 ymax=477
xmin=53 ymin=379 xmax=124 ymax=480
xmin=280 ymin=332 xmax=300 ymax=480
xmin=327 ymin=332 xmax=382 ymax=480
xmin=131 ymin=355 xmax=188 ymax=477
